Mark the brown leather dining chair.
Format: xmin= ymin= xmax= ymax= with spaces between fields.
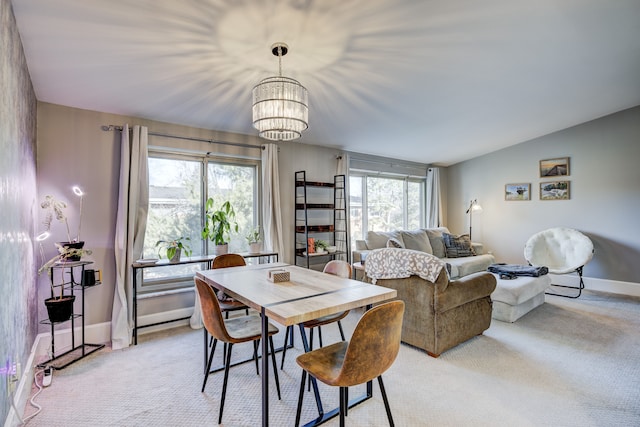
xmin=194 ymin=277 xmax=281 ymax=424
xmin=212 ymin=253 xmax=250 ymax=317
xmin=294 ymin=300 xmax=405 ymax=426
xmin=280 ymin=260 xmax=352 ymax=369
xmin=203 ymin=253 xmax=250 ymax=371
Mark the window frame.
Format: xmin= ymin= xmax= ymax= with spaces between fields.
xmin=140 ymin=149 xmax=261 ymax=294
xmin=349 ymin=170 xmax=426 ymax=245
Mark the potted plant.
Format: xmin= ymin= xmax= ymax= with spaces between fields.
xmin=314 ymin=239 xmax=329 ymax=254
xmin=38 ymin=188 xmax=90 ymax=323
xmin=40 ymin=188 xmax=85 ymax=259
xmin=246 ymin=227 xmax=262 ymax=254
xmin=38 ymin=243 xmax=93 ymax=323
xmin=202 ymin=198 xmax=238 ymax=255
xmin=155 ymin=237 xmax=192 ymax=263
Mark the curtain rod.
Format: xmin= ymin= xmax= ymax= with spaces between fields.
xmin=101 ymin=125 xmax=263 ymax=150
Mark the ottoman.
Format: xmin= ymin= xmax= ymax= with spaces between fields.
xmin=490 ymin=274 xmax=551 ymax=322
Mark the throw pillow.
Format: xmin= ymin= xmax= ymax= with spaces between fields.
xmin=386 ymin=238 xmax=405 ymax=248
xmin=401 ymin=229 xmax=433 ymax=254
xmin=425 ymin=227 xmax=450 ymax=258
xmin=442 ymin=232 xmax=476 ymax=258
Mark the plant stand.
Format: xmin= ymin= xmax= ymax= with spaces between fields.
xmin=38 ymin=260 xmax=105 ymax=370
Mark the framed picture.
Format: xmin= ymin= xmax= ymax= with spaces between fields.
xmin=505 ymin=183 xmax=531 ymax=201
xmin=540 ymin=181 xmax=570 ymax=200
xmin=540 ymin=157 xmax=569 ymax=177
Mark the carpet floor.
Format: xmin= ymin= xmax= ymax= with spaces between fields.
xmin=21 ymin=290 xmax=640 ymax=426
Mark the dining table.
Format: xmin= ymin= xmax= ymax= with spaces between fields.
xmin=195 ymin=262 xmax=397 ymax=427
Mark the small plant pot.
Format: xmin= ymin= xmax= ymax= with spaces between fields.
xmin=45 ymin=295 xmax=76 ymax=323
xmin=249 ymin=242 xmax=262 ymax=254
xmin=59 ymin=241 xmax=85 ymax=261
xmin=169 ymin=248 xmax=181 ymax=264
xmin=213 ymin=243 xmax=228 ymax=256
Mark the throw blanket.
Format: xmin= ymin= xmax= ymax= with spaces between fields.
xmin=365 ymin=248 xmax=445 ymax=284
xmin=488 ymin=263 xmax=549 ymax=277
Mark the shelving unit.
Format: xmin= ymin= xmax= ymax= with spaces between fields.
xmin=294 ymin=171 xmax=349 ymax=269
xmin=39 ymin=260 xmax=104 ymax=370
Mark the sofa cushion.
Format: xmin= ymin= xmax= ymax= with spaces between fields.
xmin=386 ymin=237 xmax=404 ymax=248
xmin=365 ymin=230 xmax=405 ymax=250
xmin=424 ymin=227 xmax=450 ymax=258
xmin=443 ymin=233 xmax=476 ymax=258
xmin=401 ymin=229 xmax=433 ymax=254
xmin=443 ymin=254 xmax=496 ymax=278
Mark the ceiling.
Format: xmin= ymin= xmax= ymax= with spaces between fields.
xmin=12 ymin=0 xmax=640 ymax=166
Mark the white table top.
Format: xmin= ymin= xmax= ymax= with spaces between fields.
xmin=196 ymin=262 xmax=397 ymax=326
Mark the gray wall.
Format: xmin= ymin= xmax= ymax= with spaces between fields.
xmin=446 ymin=106 xmax=640 ymax=285
xmin=35 ymin=102 xmax=265 ymax=328
xmin=0 ymin=0 xmax=38 ymax=421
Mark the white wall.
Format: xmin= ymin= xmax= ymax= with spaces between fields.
xmin=446 ymin=106 xmax=640 ymax=288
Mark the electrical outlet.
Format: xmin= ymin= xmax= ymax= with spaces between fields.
xmin=6 ymin=362 xmax=20 ymax=395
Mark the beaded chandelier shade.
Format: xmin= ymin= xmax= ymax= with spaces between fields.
xmin=252 ymin=43 xmax=308 ymax=141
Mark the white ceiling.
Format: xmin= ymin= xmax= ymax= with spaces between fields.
xmin=12 ymin=0 xmax=640 ymax=166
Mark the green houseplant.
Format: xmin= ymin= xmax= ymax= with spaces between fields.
xmin=155 ymin=236 xmax=192 ymax=263
xmin=246 ymin=227 xmax=262 ymax=254
xmin=314 ymin=239 xmax=328 ymax=254
xmin=202 ymin=198 xmax=238 ymax=255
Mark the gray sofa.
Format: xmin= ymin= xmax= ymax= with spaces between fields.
xmin=353 ymin=227 xmax=495 ymax=279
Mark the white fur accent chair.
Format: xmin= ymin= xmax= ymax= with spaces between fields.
xmin=524 ymin=227 xmax=594 ymax=298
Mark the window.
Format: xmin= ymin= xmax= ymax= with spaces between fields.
xmin=141 ymin=152 xmax=259 ymax=293
xmin=349 ymin=172 xmax=426 ymax=248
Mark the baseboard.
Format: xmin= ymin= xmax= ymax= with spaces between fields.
xmin=550 ymin=274 xmax=640 ymax=297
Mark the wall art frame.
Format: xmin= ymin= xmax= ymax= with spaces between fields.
xmin=540 ymin=157 xmax=570 ymax=177
xmin=505 ymin=183 xmax=531 ymax=201
xmin=540 ymin=180 xmax=570 ymax=200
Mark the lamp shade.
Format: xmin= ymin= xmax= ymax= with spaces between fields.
xmin=252 ymin=76 xmax=308 ymax=141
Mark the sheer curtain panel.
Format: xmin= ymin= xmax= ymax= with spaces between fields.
xmin=112 ymin=125 xmax=149 ymax=349
xmin=426 ymin=167 xmax=442 ymax=228
xmin=261 ymin=144 xmax=284 ymax=257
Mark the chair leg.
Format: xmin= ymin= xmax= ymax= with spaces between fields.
xmin=318 ymin=326 xmax=323 ymax=348
xmin=268 ymin=336 xmax=281 ymax=400
xmin=545 ymin=266 xmax=586 ymax=298
xmin=253 ymin=340 xmax=260 ymax=375
xmin=280 ymin=325 xmax=292 ymax=370
xmin=337 ymin=320 xmax=346 ymax=341
xmin=218 ymin=343 xmax=234 ymax=424
xmin=339 ymin=387 xmax=346 ymax=427
xmin=378 ymin=375 xmax=395 ymax=427
xmin=295 ymin=370 xmax=307 ymax=427
xmin=203 ymin=329 xmax=208 ymax=373
xmin=202 ymin=338 xmax=217 ymax=392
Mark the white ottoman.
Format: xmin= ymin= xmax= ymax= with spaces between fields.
xmin=491 ymin=274 xmax=551 ymax=322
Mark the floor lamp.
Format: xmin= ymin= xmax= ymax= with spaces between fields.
xmin=466 ymin=199 xmax=482 ymax=240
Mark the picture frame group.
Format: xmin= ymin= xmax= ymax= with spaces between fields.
xmin=505 ymin=156 xmax=571 ymax=201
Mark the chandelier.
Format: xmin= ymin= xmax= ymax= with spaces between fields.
xmin=252 ymin=43 xmax=308 ymax=141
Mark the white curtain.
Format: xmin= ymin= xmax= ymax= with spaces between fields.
xmin=262 ymin=144 xmax=284 ymax=256
xmin=112 ymin=125 xmax=149 ymax=350
xmin=335 ymin=153 xmax=350 ymax=261
xmin=426 ymin=167 xmax=443 ymax=228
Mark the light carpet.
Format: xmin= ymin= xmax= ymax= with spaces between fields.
xmin=21 ymin=290 xmax=640 ymax=426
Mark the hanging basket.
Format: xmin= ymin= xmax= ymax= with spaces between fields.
xmin=44 ymin=295 xmax=76 ymax=323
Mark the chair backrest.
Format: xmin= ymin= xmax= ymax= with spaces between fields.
xmin=334 ymin=300 xmax=405 ymax=387
xmin=212 ymin=253 xmax=246 ymax=269
xmin=524 ymin=227 xmax=594 ymax=274
xmin=194 ymin=277 xmax=233 ymax=342
xmin=323 ymin=260 xmax=352 ymax=279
